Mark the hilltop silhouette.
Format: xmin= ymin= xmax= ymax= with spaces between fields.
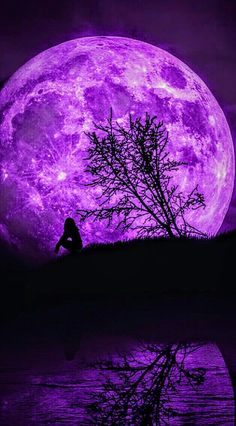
xmin=0 ymin=231 xmax=235 ymax=322
xmin=20 ymin=232 xmax=233 ymax=306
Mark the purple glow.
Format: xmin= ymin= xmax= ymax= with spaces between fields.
xmin=0 ymin=341 xmax=234 ymax=424
xmin=0 ymin=36 xmax=234 ymax=258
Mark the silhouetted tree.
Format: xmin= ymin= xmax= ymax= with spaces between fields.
xmin=77 ymin=111 xmax=206 ymax=238
xmin=86 ymin=342 xmax=206 ymax=425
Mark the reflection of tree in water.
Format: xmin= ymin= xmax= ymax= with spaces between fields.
xmin=87 ymin=342 xmax=206 ymax=425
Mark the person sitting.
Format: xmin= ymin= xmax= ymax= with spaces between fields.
xmin=54 ymin=217 xmax=83 ymax=255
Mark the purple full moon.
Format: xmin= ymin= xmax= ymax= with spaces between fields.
xmin=0 ymin=36 xmax=234 ymax=259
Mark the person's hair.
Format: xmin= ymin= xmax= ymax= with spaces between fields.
xmin=64 ymin=217 xmax=77 ymax=231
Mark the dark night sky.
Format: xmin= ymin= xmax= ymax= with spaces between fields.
xmin=0 ymin=0 xmax=236 ymax=232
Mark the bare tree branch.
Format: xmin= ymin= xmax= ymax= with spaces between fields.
xmin=86 ymin=341 xmax=206 ymax=425
xmin=77 ymin=110 xmax=206 ymax=238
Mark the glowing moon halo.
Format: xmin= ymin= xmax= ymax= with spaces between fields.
xmin=0 ymin=36 xmax=234 ymax=259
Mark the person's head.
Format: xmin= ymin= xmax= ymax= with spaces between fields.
xmin=64 ymin=217 xmax=77 ymax=232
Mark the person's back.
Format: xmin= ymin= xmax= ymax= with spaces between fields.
xmin=68 ymin=225 xmax=82 ymax=250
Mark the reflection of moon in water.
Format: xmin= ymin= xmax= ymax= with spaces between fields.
xmin=0 ymin=36 xmax=234 ymax=258
xmin=1 ymin=340 xmax=232 ymax=424
xmin=167 ymin=343 xmax=235 ymax=425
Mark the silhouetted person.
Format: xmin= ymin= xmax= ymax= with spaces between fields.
xmin=54 ymin=218 xmax=83 ymax=255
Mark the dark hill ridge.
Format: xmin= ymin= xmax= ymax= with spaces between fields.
xmin=0 ymin=232 xmax=235 ymax=321
xmin=26 ymin=233 xmax=233 ymax=302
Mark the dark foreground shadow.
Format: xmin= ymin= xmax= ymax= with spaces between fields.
xmin=0 ymin=232 xmax=236 ymax=425
xmin=22 ymin=231 xmax=235 ymax=304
